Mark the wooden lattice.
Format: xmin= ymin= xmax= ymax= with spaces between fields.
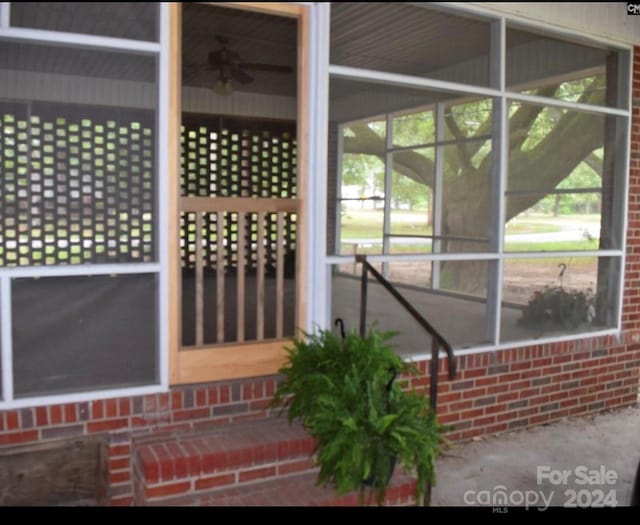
xmin=180 ymin=115 xmax=297 ymax=271
xmin=0 ymin=102 xmax=155 ymax=267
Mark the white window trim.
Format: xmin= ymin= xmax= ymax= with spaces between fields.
xmin=322 ymin=3 xmax=633 ymax=357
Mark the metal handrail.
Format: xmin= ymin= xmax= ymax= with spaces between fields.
xmin=354 ymin=254 xmax=457 ymax=506
xmin=355 ymin=254 xmax=456 ymax=412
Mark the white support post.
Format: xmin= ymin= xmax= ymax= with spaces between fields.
xmin=335 ymin=124 xmax=344 ymax=255
xmin=310 ymin=2 xmax=330 ymax=330
xmin=157 ymin=0 xmax=170 ymax=389
xmin=431 ymin=103 xmax=445 ymax=289
xmin=489 ymin=17 xmax=508 ymax=345
xmin=382 ymin=113 xmax=393 ymax=278
xmin=1 ymin=277 xmax=13 ymax=402
xmin=0 ymin=2 xmax=10 ymax=29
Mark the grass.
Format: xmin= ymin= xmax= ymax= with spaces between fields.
xmin=504 ymin=239 xmax=599 ymax=252
xmin=340 ymin=209 xmax=573 ymax=240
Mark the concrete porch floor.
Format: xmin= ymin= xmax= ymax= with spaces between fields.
xmin=430 ymin=404 xmax=640 ymax=508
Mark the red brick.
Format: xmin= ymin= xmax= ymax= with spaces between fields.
xmin=511 ymin=362 xmax=532 ymax=371
xmin=87 ymin=418 xmax=129 ymax=433
xmin=476 ymin=376 xmax=498 ymax=387
xmin=35 ymin=407 xmax=48 ymax=427
xmin=497 ymin=392 xmax=518 ymax=403
xmin=49 ymin=405 xmax=63 ymax=425
xmin=110 ymin=443 xmax=131 ymax=457
xmin=461 ymin=408 xmax=483 ymax=420
xmin=171 ymin=391 xmax=183 ymax=410
xmin=487 ymin=383 xmax=510 ymax=395
xmin=110 ymin=497 xmax=133 ymax=507
xmin=105 ymin=399 xmax=118 ymax=418
xmin=462 ymin=388 xmax=486 ymax=400
xmin=196 ymin=389 xmax=207 ymax=407
xmin=173 ymin=408 xmax=209 ymax=422
xmin=519 ymin=388 xmax=539 ymax=399
xmin=485 ymin=403 xmax=507 ymax=415
xmin=110 ymin=457 xmax=130 ymax=471
xmin=277 ymin=458 xmax=316 ymax=476
xmin=92 ymin=400 xmax=104 ymax=419
xmin=486 ymin=423 xmax=508 ymax=434
xmin=0 ymin=430 xmax=38 ymax=446
xmin=218 ymin=385 xmax=230 ymax=404
xmin=498 ymin=373 xmax=520 ymax=383
xmin=463 ymin=368 xmax=485 ymax=379
xmin=438 ymin=392 xmax=462 ymax=404
xmin=6 ymin=411 xmax=19 ymax=431
xmin=238 ymin=466 xmax=276 ymax=483
xmin=439 ymin=413 xmax=460 ymax=424
xmin=109 ymin=471 xmax=130 ymax=484
xmin=521 ymin=368 xmax=543 ymax=379
xmin=560 ymin=397 xmax=579 ymax=408
xmin=119 ymin=399 xmax=131 ymax=417
xmin=249 ymin=399 xmax=271 ymax=411
xmin=530 ymin=414 xmax=550 ymax=425
xmin=145 ymin=481 xmax=191 ymax=500
xmin=474 ymin=416 xmax=496 ymax=427
xmin=194 ymin=473 xmax=236 ymax=491
xmin=64 ymin=404 xmax=77 ymax=424
xmin=448 ymin=399 xmax=472 ymax=412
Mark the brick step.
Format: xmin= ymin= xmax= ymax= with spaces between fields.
xmin=151 ymin=470 xmax=418 ymax=507
xmin=134 ymin=417 xmax=316 ymax=504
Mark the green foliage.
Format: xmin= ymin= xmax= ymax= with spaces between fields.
xmin=271 ymin=328 xmax=444 ymax=505
xmin=519 ymin=286 xmax=595 ymax=329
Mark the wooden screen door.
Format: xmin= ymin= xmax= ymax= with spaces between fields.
xmin=168 ymin=3 xmax=308 ymax=384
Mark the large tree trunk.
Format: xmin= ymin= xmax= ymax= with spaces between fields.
xmin=341 ymin=79 xmax=607 ymax=296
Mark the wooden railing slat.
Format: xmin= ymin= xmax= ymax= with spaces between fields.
xmin=216 ymin=211 xmax=225 ymax=343
xmin=237 ymin=213 xmax=246 ymax=343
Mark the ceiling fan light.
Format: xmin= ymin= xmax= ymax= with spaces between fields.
xmin=214 ymin=78 xmax=233 ymax=96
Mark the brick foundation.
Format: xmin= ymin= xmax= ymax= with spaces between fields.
xmin=0 ymin=336 xmax=637 ymax=505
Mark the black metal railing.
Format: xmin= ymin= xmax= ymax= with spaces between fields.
xmin=355 ymin=255 xmax=456 ymax=506
xmin=355 ymin=254 xmax=456 ymax=410
xmin=352 ymin=255 xmax=458 ymax=506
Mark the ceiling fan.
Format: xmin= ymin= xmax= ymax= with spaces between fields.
xmin=189 ymin=36 xmax=293 ymax=95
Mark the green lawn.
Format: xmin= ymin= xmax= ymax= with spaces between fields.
xmin=340 ymin=209 xmax=570 ymax=239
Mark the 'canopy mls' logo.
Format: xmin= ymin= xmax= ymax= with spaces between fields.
xmin=628 ymin=3 xmax=640 ymax=14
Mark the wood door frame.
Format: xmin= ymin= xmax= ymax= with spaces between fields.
xmin=168 ymin=2 xmax=309 ymax=384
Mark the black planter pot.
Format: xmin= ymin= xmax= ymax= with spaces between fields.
xmin=362 ymin=456 xmax=397 ymax=488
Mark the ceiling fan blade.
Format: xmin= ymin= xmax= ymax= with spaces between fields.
xmin=231 ymin=66 xmax=254 ymax=85
xmin=238 ymin=62 xmax=293 ymax=74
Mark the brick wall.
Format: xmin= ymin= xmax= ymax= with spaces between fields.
xmin=0 ymin=377 xmax=282 ymax=505
xmin=0 ymin=47 xmax=638 ymax=509
xmin=410 ymin=335 xmax=640 ymax=442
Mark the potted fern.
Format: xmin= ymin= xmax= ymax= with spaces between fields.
xmin=271 ymin=327 xmax=444 ymax=505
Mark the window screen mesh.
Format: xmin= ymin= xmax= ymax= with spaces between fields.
xmin=0 ymin=102 xmax=156 ymax=267
xmin=12 ymin=273 xmax=157 ymax=398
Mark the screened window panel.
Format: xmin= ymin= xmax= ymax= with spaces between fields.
xmin=501 ymin=256 xmax=620 ymax=343
xmin=506 ymin=102 xmax=625 ymax=253
xmin=10 ymin=2 xmax=159 ymax=42
xmin=331 ymin=260 xmax=491 ymax=352
xmin=0 ymin=41 xmax=158 ymax=267
xmin=506 ymin=26 xmax=629 ymax=109
xmin=11 ymin=273 xmax=157 ymax=398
